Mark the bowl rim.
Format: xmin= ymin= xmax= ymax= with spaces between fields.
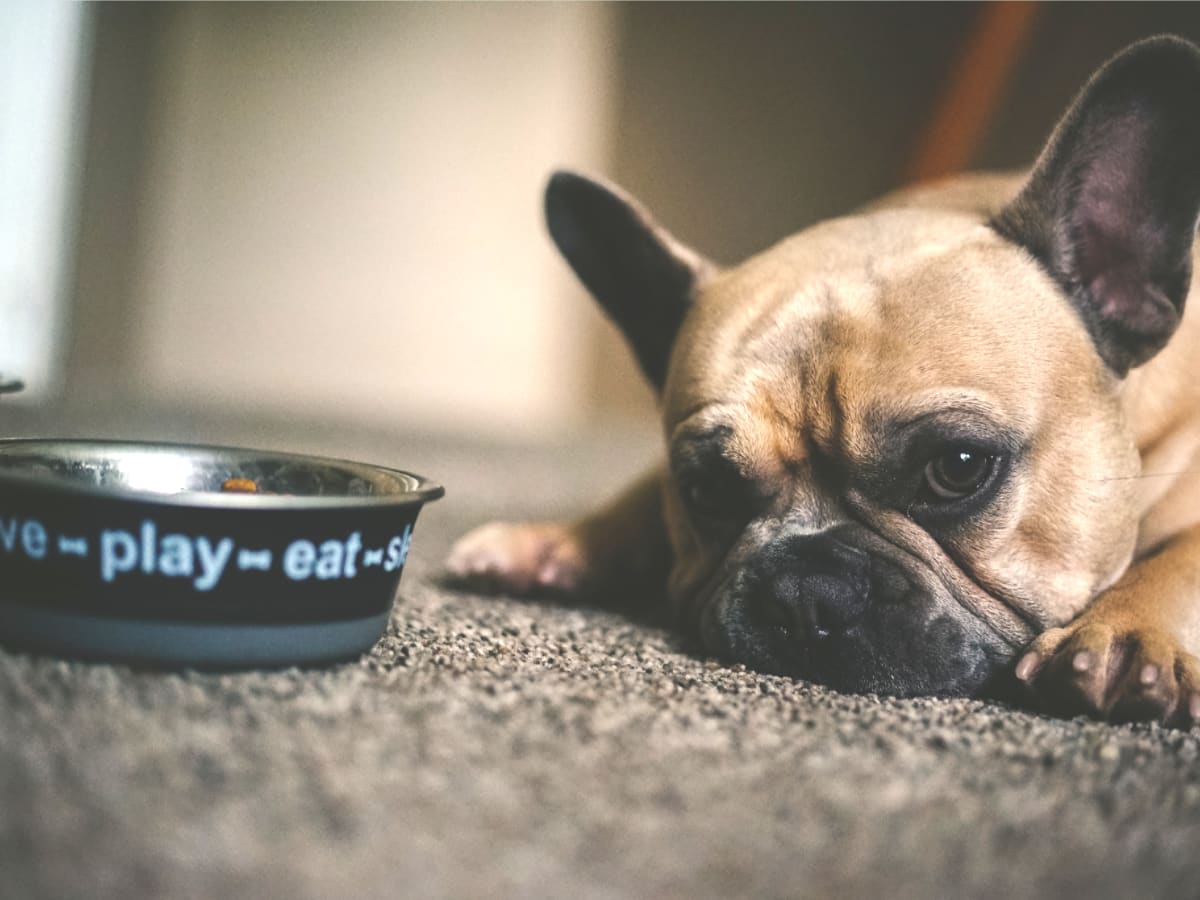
xmin=0 ymin=438 xmax=444 ymax=511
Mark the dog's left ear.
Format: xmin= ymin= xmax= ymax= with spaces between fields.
xmin=545 ymin=171 xmax=714 ymax=390
xmin=993 ymin=36 xmax=1200 ymax=375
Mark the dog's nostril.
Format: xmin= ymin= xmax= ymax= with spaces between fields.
xmin=758 ymin=572 xmax=803 ymax=629
xmin=758 ymin=570 xmax=867 ymax=642
xmin=802 ymin=572 xmax=868 ymax=634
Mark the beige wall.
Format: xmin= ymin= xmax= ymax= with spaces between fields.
xmin=101 ymin=3 xmax=619 ymax=438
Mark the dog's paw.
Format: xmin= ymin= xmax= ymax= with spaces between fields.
xmin=444 ymin=521 xmax=589 ymax=597
xmin=1015 ymin=618 xmax=1200 ymax=727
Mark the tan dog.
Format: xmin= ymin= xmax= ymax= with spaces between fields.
xmin=448 ymin=36 xmax=1200 ymax=726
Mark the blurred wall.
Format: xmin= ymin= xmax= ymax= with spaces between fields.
xmin=62 ymin=3 xmax=1200 ymax=440
xmin=70 ymin=2 xmax=617 ymax=438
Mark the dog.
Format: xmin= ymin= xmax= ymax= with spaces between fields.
xmin=448 ymin=36 xmax=1200 ymax=726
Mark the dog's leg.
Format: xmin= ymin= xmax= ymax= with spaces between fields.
xmin=1016 ymin=525 xmax=1200 ymax=726
xmin=445 ymin=469 xmax=670 ymax=604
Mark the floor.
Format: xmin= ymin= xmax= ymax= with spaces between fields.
xmin=2 ymin=404 xmax=1199 ymax=899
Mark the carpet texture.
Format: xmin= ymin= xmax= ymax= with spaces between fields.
xmin=2 ymin=410 xmax=1199 ymax=899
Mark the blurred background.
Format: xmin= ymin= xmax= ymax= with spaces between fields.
xmin=5 ymin=2 xmax=1200 ymax=445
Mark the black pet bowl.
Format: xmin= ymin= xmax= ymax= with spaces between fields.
xmin=0 ymin=439 xmax=443 ymax=668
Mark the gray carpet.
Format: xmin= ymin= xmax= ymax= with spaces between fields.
xmin=2 ymin=408 xmax=1200 ymax=899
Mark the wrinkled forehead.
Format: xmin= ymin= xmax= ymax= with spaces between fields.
xmin=666 ymin=229 xmax=1102 ymax=454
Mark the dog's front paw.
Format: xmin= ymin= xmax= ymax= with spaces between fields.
xmin=1015 ymin=618 xmax=1200 ymax=727
xmin=444 ymin=521 xmax=589 ymax=597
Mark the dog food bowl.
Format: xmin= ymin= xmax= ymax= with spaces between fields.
xmin=0 ymin=439 xmax=443 ymax=668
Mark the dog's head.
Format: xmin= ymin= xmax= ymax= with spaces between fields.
xmin=546 ymin=37 xmax=1200 ymax=696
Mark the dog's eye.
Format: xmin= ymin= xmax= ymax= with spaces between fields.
xmin=681 ymin=474 xmax=749 ymax=522
xmin=684 ymin=480 xmax=733 ymax=517
xmin=924 ymin=447 xmax=996 ymax=500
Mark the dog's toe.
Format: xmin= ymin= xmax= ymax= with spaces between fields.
xmin=445 ymin=521 xmax=587 ymax=597
xmin=1169 ymin=653 xmax=1200 ymax=729
xmin=1038 ymin=623 xmax=1122 ymax=717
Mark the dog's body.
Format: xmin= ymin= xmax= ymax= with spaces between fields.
xmin=449 ymin=37 xmax=1200 ymax=725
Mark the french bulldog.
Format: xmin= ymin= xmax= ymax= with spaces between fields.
xmin=447 ymin=36 xmax=1200 ymax=726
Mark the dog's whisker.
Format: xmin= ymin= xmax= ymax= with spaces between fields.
xmin=1089 ymin=470 xmax=1200 ymax=482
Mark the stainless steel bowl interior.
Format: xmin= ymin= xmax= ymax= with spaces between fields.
xmin=0 ymin=440 xmax=442 ymax=508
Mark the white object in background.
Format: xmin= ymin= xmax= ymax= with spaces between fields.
xmin=0 ymin=0 xmax=89 ymax=400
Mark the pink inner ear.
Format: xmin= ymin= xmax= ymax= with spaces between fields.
xmin=1075 ymin=212 xmax=1134 ymax=287
xmin=1075 ymin=160 xmax=1179 ymax=341
xmin=1086 ymin=269 xmax=1178 ymax=339
xmin=1071 ymin=103 xmax=1187 ymax=277
xmin=1072 ymin=119 xmax=1181 ymax=342
xmin=1071 ymin=117 xmax=1148 ymax=272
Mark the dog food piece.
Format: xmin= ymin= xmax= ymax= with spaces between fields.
xmin=221 ymin=477 xmax=259 ymax=494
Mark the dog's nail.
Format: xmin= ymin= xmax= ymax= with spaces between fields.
xmin=1140 ymin=663 xmax=1160 ymax=686
xmin=1072 ymin=651 xmax=1092 ymax=673
xmin=1015 ymin=652 xmax=1040 ymax=682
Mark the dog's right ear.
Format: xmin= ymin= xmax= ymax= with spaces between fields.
xmin=545 ymin=171 xmax=714 ymax=391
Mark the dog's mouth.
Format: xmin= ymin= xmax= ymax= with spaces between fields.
xmin=691 ymin=519 xmax=1029 ymax=698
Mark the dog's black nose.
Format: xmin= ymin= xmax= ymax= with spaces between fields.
xmin=752 ymin=532 xmax=872 ymax=642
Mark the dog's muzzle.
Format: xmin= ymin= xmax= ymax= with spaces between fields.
xmin=699 ymin=520 xmax=1011 ymax=696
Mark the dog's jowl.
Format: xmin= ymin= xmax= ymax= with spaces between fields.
xmin=449 ymin=36 xmax=1200 ymax=727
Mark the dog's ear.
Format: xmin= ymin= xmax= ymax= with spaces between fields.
xmin=993 ymin=36 xmax=1200 ymax=375
xmin=545 ymin=171 xmax=713 ymax=390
